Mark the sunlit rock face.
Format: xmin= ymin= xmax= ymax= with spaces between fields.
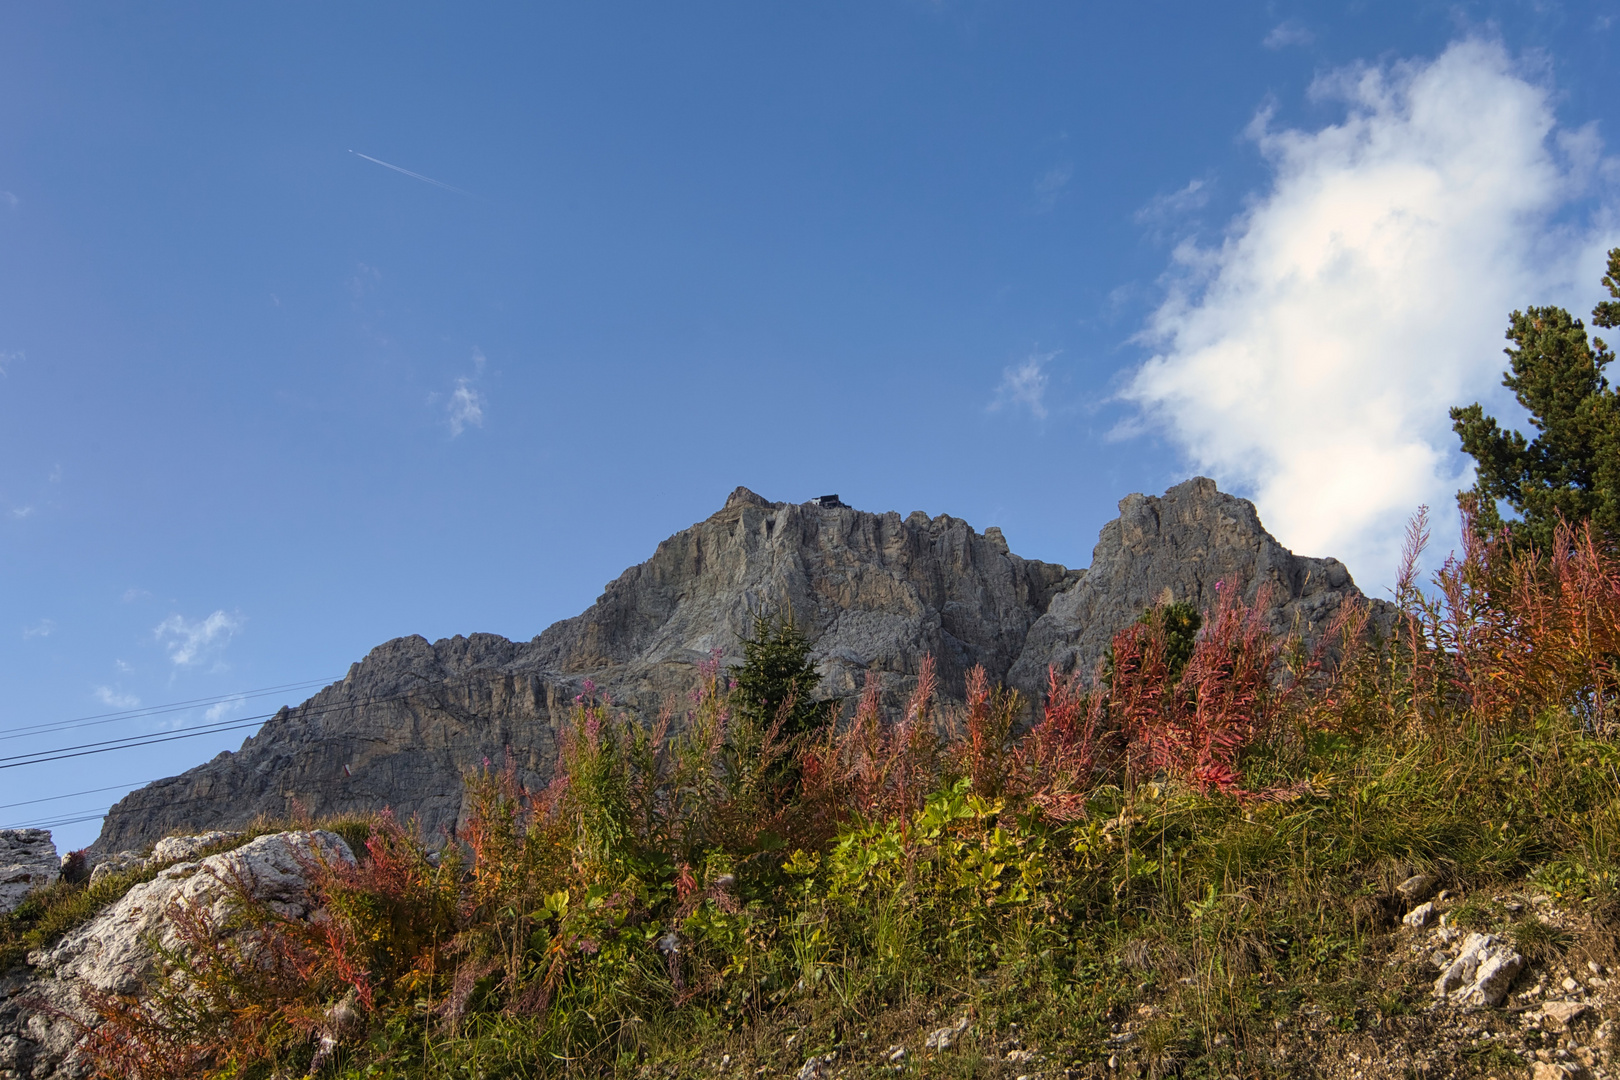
xmin=1008 ymin=477 xmax=1380 ymax=690
xmin=2 ymin=831 xmax=353 ymax=1080
xmin=0 ymin=829 xmax=58 ymax=915
xmin=93 ymin=480 xmax=1379 ymax=853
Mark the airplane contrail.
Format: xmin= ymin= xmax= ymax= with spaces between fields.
xmin=348 ymin=150 xmax=474 ymax=197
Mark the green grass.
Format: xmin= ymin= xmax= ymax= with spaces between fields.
xmin=243 ymin=719 xmax=1611 ymax=1078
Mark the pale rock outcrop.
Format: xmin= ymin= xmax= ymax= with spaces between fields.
xmin=35 ymin=831 xmax=351 ymax=994
xmin=1403 ymin=901 xmax=1438 ymax=929
xmin=0 ymin=831 xmax=57 ymax=915
xmin=87 ymin=851 xmax=145 ymax=886
xmin=1435 ymin=932 xmax=1524 ymax=1006
xmin=1397 ymin=871 xmax=1439 ymax=902
xmin=149 ymin=831 xmax=242 ymax=864
xmin=93 ymin=480 xmax=1381 ymax=853
xmin=1 ymin=831 xmax=352 ymax=1080
xmin=1542 ymin=1001 xmax=1590 ymax=1029
xmin=924 ymin=1015 xmax=971 ymax=1051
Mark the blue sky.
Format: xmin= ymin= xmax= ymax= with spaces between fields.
xmin=6 ymin=2 xmax=1620 ymax=850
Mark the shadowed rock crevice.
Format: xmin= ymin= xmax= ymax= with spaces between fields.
xmin=92 ymin=479 xmax=1381 ymax=853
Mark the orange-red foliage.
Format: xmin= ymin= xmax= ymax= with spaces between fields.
xmin=1109 ymin=582 xmax=1290 ymax=795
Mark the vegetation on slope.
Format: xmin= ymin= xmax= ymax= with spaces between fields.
xmin=0 ymin=504 xmax=1598 ymax=1079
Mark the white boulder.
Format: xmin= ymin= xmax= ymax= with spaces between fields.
xmin=36 ymin=830 xmax=353 ymax=995
xmin=1402 ymin=901 xmax=1437 ymax=929
xmin=87 ymin=850 xmax=146 ymax=885
xmin=0 ymin=829 xmax=59 ymax=914
xmin=1434 ymin=932 xmax=1524 ymax=1007
xmin=150 ymin=831 xmax=243 ymax=864
xmin=9 ymin=830 xmax=354 ymax=1077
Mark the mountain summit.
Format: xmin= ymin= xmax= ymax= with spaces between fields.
xmin=93 ymin=479 xmax=1375 ymax=852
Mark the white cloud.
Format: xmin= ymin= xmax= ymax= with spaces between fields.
xmin=991 ymin=351 xmax=1057 ymax=421
xmin=0 ymin=191 xmax=16 ymax=210
xmin=205 ymin=695 xmax=246 ymax=722
xmin=121 ymin=588 xmax=151 ymax=603
xmin=1122 ymin=39 xmax=1615 ymax=590
xmin=348 ymin=262 xmax=380 ymax=300
xmin=0 ymin=350 xmax=22 ymax=376
xmin=154 ymin=610 xmax=243 ymax=666
xmin=1137 ymin=178 xmax=1210 ymax=225
xmin=448 ymin=377 xmax=485 ymax=436
xmin=94 ymin=686 xmax=140 ymax=709
xmin=115 ymin=659 xmax=134 ymax=673
xmin=1136 ymin=178 xmax=1213 ymax=243
xmin=1263 ymin=21 xmax=1315 ymax=49
xmin=23 ymin=619 xmax=54 ymax=639
xmin=11 ymin=506 xmax=33 ymax=519
xmin=1033 ymin=164 xmax=1073 ymax=212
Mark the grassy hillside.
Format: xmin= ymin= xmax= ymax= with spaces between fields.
xmin=7 ymin=512 xmax=1619 ymax=1079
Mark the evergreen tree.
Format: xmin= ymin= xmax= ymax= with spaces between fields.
xmin=1451 ymin=249 xmax=1620 ymax=548
xmin=1157 ymin=601 xmax=1203 ymax=679
xmin=731 ymin=610 xmax=825 ymax=738
xmin=1103 ymin=599 xmax=1203 ymax=688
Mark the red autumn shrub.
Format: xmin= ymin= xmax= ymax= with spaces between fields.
xmin=1110 ymin=583 xmax=1289 ymax=795
xmin=801 ymin=656 xmax=942 ymax=824
xmin=1008 ymin=665 xmax=1115 ymax=819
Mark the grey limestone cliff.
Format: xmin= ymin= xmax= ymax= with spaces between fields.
xmin=1007 ymin=477 xmax=1378 ymax=688
xmin=92 ymin=479 xmax=1379 ymax=854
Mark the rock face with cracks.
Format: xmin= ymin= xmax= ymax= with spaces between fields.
xmin=91 ymin=479 xmax=1382 ymax=853
xmin=1007 ymin=477 xmax=1375 ymax=688
xmin=0 ymin=830 xmax=353 ymax=1080
xmin=0 ymin=832 xmax=58 ymax=916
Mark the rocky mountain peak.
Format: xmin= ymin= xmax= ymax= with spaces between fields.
xmin=90 ymin=479 xmax=1379 ymax=853
xmin=723 ymin=485 xmax=778 ymax=510
xmin=1009 ymin=477 xmax=1372 ymax=687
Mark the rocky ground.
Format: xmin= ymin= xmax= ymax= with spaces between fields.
xmin=0 ymin=830 xmax=352 ymax=1080
xmin=638 ymin=876 xmax=1620 ymax=1079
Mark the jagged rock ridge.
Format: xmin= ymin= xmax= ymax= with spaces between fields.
xmin=1009 ymin=477 xmax=1370 ymax=688
xmin=92 ymin=479 xmax=1379 ymax=853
